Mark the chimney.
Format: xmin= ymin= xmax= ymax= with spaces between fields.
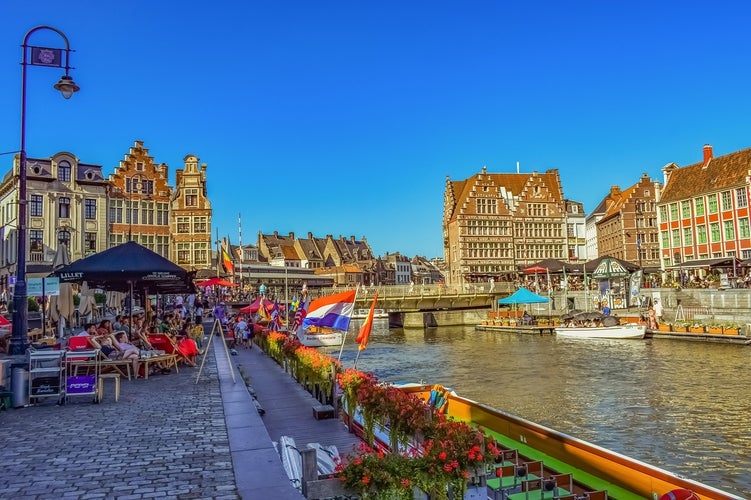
xmin=703 ymin=144 xmax=713 ymax=166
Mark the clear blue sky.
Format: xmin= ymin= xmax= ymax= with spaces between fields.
xmin=3 ymin=1 xmax=751 ymax=259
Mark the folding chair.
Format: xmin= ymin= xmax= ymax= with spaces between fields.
xmin=541 ymin=473 xmax=574 ymax=498
xmin=584 ymin=491 xmax=608 ymax=500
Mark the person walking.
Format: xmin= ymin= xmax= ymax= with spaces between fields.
xmin=653 ymin=300 xmax=663 ymax=325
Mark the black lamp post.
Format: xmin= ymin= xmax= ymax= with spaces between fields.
xmin=10 ymin=26 xmax=80 ymax=355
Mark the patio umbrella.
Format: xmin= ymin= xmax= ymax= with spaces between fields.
xmin=77 ymin=281 xmax=97 ymax=324
xmin=195 ymin=277 xmax=237 ymax=287
xmin=48 ymin=243 xmax=75 ymax=337
xmin=590 ymin=258 xmax=631 ymax=279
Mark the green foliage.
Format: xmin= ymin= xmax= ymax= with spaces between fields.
xmin=27 ymin=297 xmax=40 ymax=312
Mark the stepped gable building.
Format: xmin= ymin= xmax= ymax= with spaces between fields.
xmin=107 ymin=140 xmax=172 ymax=257
xmin=658 ymin=144 xmax=751 ymax=270
xmin=443 ymin=166 xmax=568 ymax=286
xmin=0 ymin=151 xmax=108 ymax=288
xmin=596 ymin=173 xmax=661 ymax=270
xmin=170 ymin=154 xmax=212 ymax=271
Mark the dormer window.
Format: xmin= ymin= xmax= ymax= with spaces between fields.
xmin=58 ymin=161 xmax=71 ymax=182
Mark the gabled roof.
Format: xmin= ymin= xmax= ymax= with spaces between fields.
xmin=446 ymin=169 xmax=563 ymax=224
xmin=660 ymin=147 xmax=751 ymax=203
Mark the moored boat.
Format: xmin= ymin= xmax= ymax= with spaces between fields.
xmin=555 ymin=323 xmax=647 ymax=339
xmin=342 ymin=382 xmax=741 ymax=500
xmin=351 ymin=308 xmax=387 ymax=319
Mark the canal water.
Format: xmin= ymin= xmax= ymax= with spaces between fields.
xmin=333 ymin=320 xmax=750 ymax=498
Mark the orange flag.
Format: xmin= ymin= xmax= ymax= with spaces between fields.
xmin=356 ymin=292 xmax=379 ymax=351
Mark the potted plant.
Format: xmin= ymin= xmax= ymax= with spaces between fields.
xmin=657 ymin=322 xmax=672 ymax=332
xmin=706 ymin=323 xmax=724 ymax=335
xmin=688 ymin=323 xmax=706 ymax=334
xmin=722 ymin=322 xmax=741 ymax=335
xmin=673 ymin=321 xmax=690 ymax=333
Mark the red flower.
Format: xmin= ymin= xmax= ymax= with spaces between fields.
xmin=361 ymin=476 xmax=371 ymax=485
xmin=438 ymin=451 xmax=447 ymax=460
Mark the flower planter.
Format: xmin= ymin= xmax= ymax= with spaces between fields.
xmin=673 ymin=326 xmax=689 ymax=333
xmin=723 ymin=328 xmax=740 ymax=336
xmin=657 ymin=324 xmax=672 ymax=332
xmin=688 ymin=326 xmax=706 ymax=334
xmin=707 ymin=327 xmax=723 ymax=335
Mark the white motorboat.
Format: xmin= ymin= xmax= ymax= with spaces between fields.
xmin=555 ymin=324 xmax=647 ymax=339
xmin=351 ymin=308 xmax=388 ymax=319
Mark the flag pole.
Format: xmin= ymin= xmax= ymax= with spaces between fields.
xmin=336 ymin=287 xmax=359 ymax=362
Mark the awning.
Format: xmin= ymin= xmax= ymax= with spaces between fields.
xmin=664 ymin=257 xmax=740 ymax=270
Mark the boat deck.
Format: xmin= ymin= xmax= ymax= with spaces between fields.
xmin=475 ymin=324 xmax=556 ymax=335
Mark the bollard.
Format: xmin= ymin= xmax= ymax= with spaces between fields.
xmin=12 ymin=367 xmax=29 ymax=408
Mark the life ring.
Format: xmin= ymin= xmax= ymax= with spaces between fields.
xmin=659 ymin=489 xmax=700 ymax=500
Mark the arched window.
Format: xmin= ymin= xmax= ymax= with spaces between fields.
xmin=58 ymin=161 xmax=71 ymax=182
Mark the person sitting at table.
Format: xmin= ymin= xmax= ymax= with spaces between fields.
xmin=115 ymin=331 xmax=141 ymax=376
xmin=175 ymin=326 xmax=199 ymax=367
xmin=521 ymin=311 xmax=533 ymax=325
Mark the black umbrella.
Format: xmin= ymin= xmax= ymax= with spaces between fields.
xmin=51 ymin=241 xmax=195 ymax=294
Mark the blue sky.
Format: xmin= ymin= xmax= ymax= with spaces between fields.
xmin=3 ymin=1 xmax=751 ymax=259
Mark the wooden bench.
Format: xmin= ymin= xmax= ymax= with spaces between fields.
xmin=140 ymin=353 xmax=179 ymax=379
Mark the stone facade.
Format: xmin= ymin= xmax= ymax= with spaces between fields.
xmin=171 ymin=154 xmax=212 ymax=270
xmin=107 ymin=141 xmax=172 ymax=258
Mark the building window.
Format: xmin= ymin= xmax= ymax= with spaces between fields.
xmin=30 ymin=195 xmax=43 ymax=217
xmin=156 ymin=235 xmax=169 ymax=258
xmin=194 ymin=242 xmax=209 ymax=264
xmin=177 ymin=243 xmax=190 ymax=264
xmin=109 ymin=199 xmax=123 ymax=224
xmin=710 ymin=222 xmax=720 ymax=242
xmin=707 ymin=194 xmax=718 ymax=214
xmin=30 ymin=229 xmax=43 ymax=252
xmin=57 ymin=229 xmax=71 ymax=247
xmin=697 ymin=225 xmax=707 ymax=244
xmin=85 ymin=232 xmax=96 ymax=252
xmin=680 ymin=200 xmax=691 ymax=219
xmin=659 ymin=205 xmax=668 ymax=222
xmin=177 ymin=216 xmax=190 ymax=233
xmin=740 ymin=218 xmax=750 ymax=238
xmin=58 ymin=161 xmax=71 ymax=182
xmin=694 ymin=197 xmax=705 ymax=216
xmin=683 ymin=227 xmax=693 ymax=246
xmin=84 ymin=199 xmax=96 ymax=219
xmin=721 ymin=191 xmax=733 ymax=211
xmin=723 ymin=220 xmax=735 ymax=240
xmin=185 ymin=188 xmax=198 ymax=207
xmin=736 ymin=188 xmax=748 ymax=208
xmin=58 ymin=197 xmax=71 ymax=218
xmin=156 ymin=202 xmax=169 ymax=225
xmin=194 ymin=216 xmax=208 ymax=233
xmin=671 ymin=228 xmax=680 ymax=247
xmin=669 ymin=203 xmax=679 ymax=221
xmin=141 ymin=201 xmax=154 ymax=225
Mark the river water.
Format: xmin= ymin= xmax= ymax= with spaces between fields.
xmin=333 ymin=320 xmax=750 ymax=498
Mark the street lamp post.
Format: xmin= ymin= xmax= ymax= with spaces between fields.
xmin=10 ymin=26 xmax=80 ymax=355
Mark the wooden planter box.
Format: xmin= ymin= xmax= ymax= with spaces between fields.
xmin=688 ymin=326 xmax=706 ymax=334
xmin=673 ymin=326 xmax=689 ymax=333
xmin=707 ymin=327 xmax=723 ymax=335
xmin=657 ymin=324 xmax=672 ymax=332
xmin=723 ymin=328 xmax=740 ymax=335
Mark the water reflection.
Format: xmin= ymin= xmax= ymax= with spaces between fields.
xmin=338 ymin=320 xmax=750 ymax=498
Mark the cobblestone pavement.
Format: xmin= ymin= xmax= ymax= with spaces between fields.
xmin=0 ymin=351 xmax=240 ymax=499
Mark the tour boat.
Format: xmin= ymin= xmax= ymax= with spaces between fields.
xmin=555 ymin=323 xmax=647 ymax=339
xmin=342 ymin=382 xmax=742 ymax=500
